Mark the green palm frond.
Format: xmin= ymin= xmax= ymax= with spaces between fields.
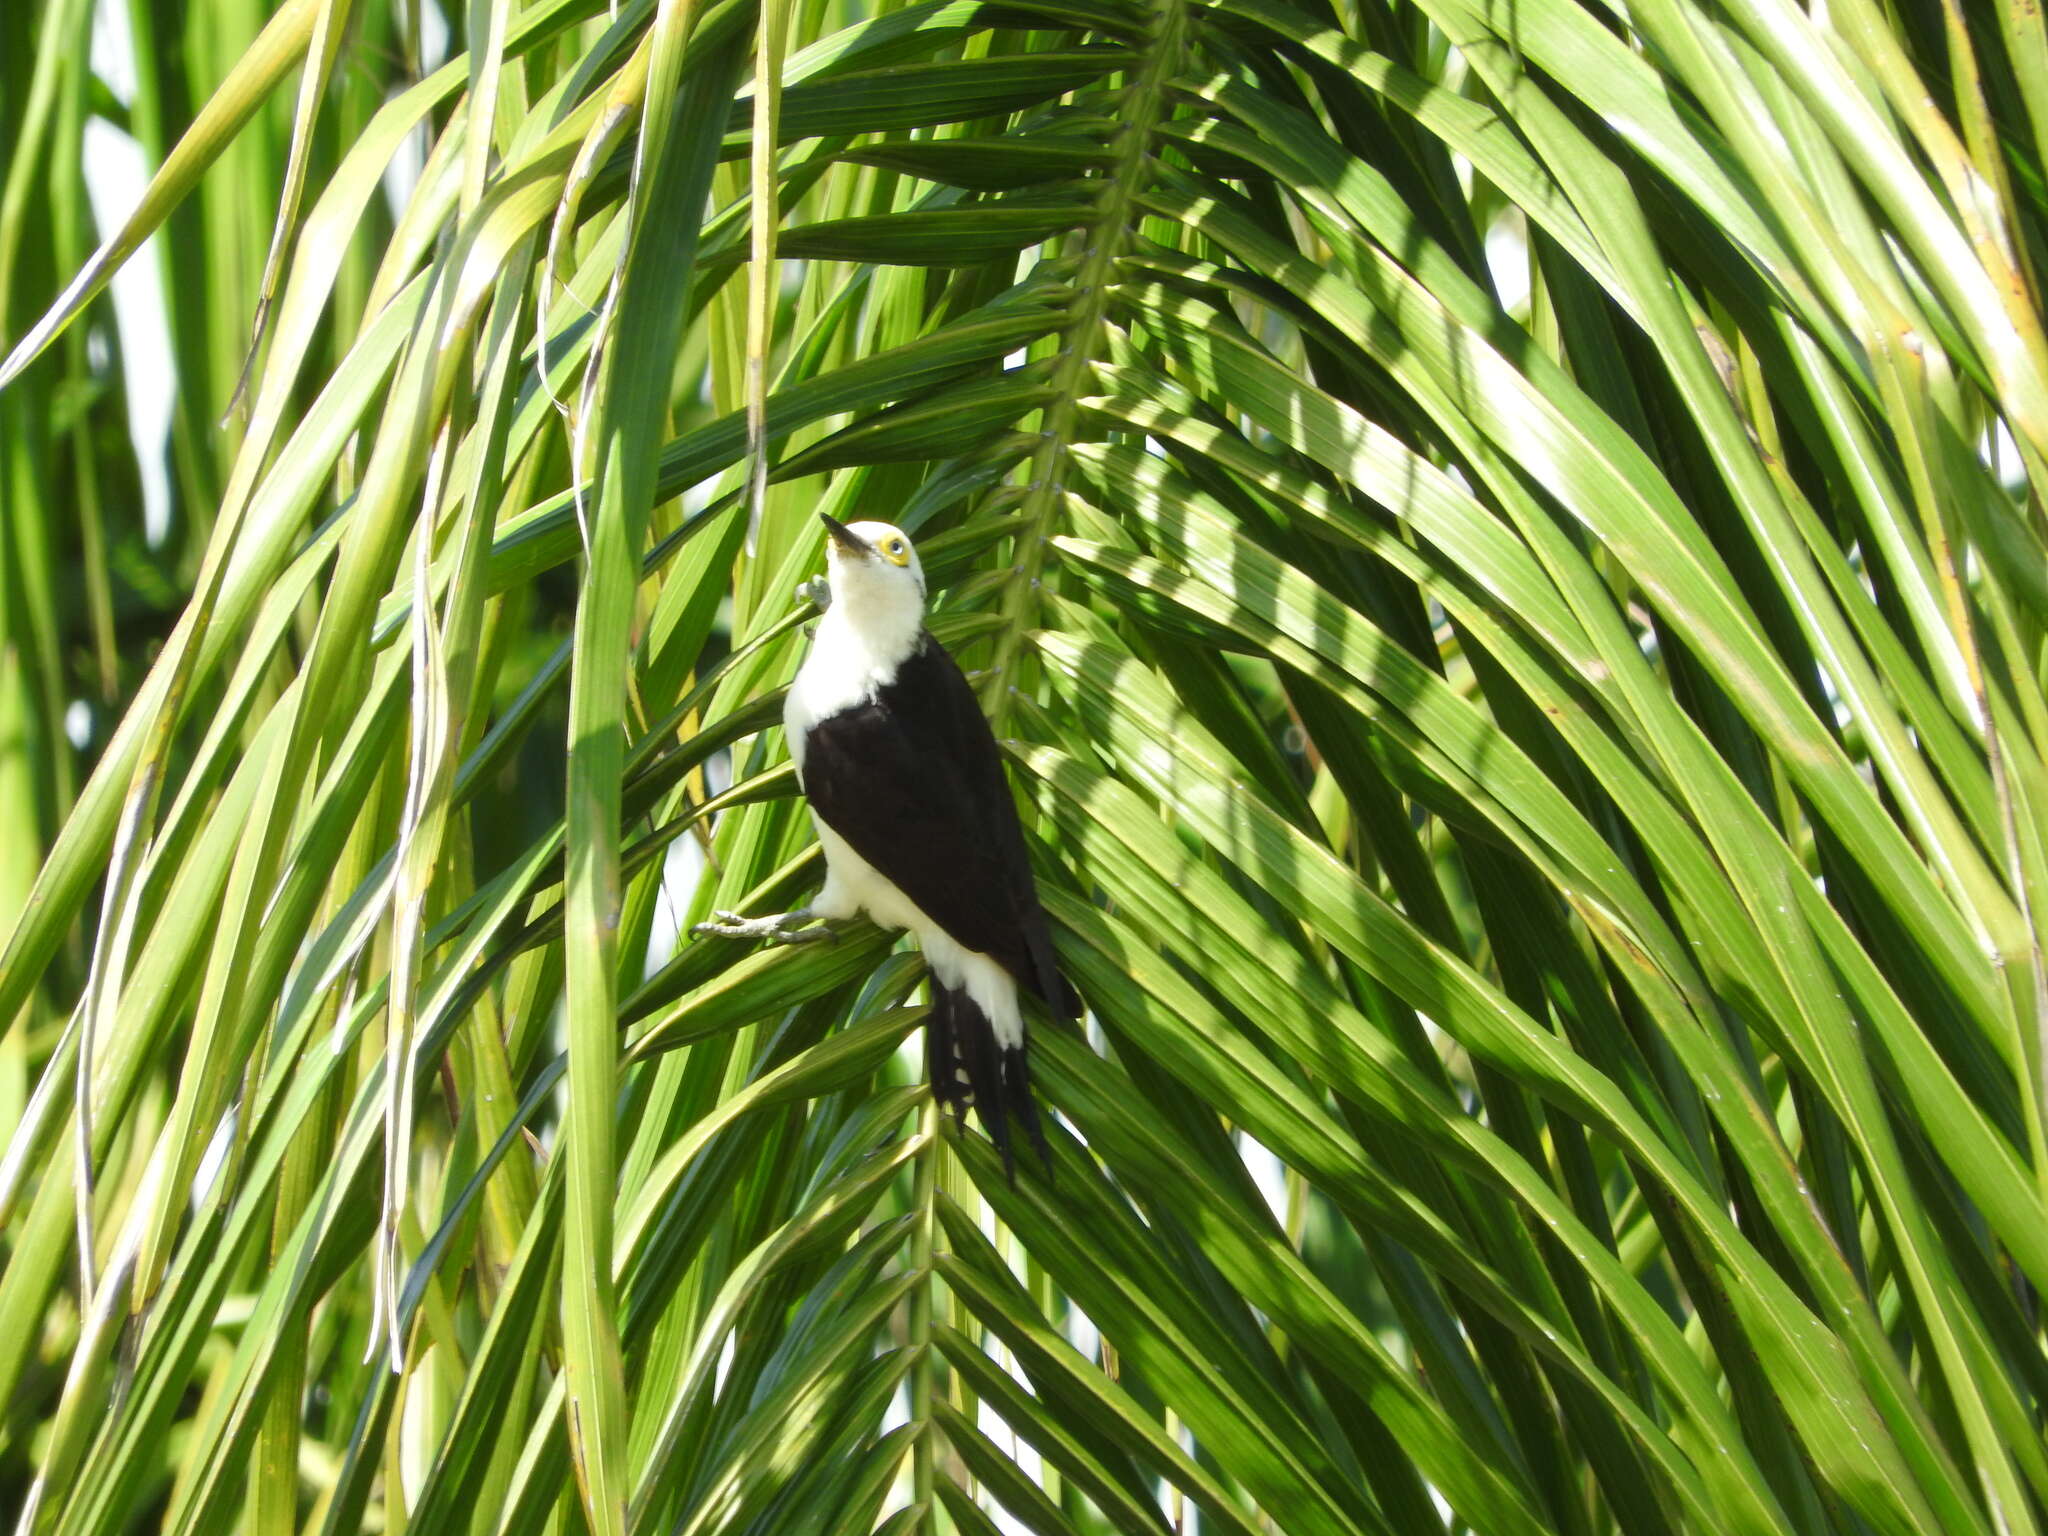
xmin=2 ymin=0 xmax=2046 ymax=1530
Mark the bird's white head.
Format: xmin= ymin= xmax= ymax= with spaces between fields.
xmin=819 ymin=515 xmax=927 ymax=641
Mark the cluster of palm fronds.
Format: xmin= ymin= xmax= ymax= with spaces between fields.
xmin=2 ymin=0 xmax=2046 ymax=1531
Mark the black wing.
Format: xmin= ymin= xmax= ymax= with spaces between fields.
xmin=799 ymin=633 xmax=1076 ymax=1015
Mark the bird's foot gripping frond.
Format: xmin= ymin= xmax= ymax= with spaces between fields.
xmin=689 ymin=907 xmax=841 ymax=945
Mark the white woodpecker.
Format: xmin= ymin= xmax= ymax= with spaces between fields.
xmin=695 ymin=513 xmax=1075 ymax=1175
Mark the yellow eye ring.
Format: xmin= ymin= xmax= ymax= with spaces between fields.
xmin=880 ymin=537 xmax=911 ymax=568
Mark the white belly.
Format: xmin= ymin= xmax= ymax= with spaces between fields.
xmin=807 ymin=818 xmax=1024 ymax=1046
xmin=811 ymin=819 xmax=927 ymax=932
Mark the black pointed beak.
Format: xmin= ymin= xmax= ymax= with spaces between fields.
xmin=819 ymin=513 xmax=870 ymax=557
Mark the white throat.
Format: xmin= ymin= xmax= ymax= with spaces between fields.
xmin=824 ymin=579 xmax=924 ymax=670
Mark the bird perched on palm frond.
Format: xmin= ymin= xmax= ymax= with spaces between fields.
xmin=694 ymin=514 xmax=1076 ymax=1177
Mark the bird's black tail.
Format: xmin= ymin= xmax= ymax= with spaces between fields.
xmin=928 ymin=983 xmax=1049 ymax=1182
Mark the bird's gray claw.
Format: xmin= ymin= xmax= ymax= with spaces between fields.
xmin=691 ymin=908 xmax=834 ymax=945
xmin=795 ymin=577 xmax=831 ymax=611
xmin=691 ymin=909 xmax=779 ymax=941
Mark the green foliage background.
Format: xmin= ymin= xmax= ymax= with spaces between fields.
xmin=2 ymin=0 xmax=2047 ymax=1530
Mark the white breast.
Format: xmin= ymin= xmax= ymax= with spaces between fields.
xmin=783 ymin=604 xmax=920 ymax=778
